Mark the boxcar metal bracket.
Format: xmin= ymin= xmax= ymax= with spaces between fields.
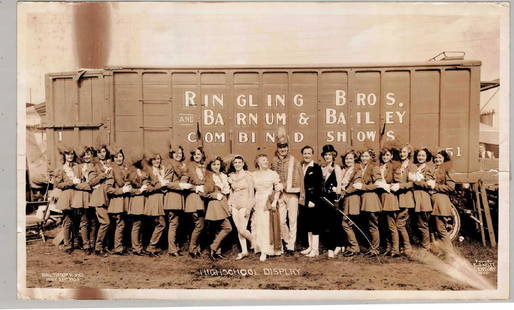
xmin=428 ymin=51 xmax=466 ymax=62
xmin=41 ymin=123 xmax=104 ymax=129
xmin=480 ymin=79 xmax=500 ymax=92
xmin=73 ymin=69 xmax=87 ymax=83
xmin=138 ymin=126 xmax=172 ymax=130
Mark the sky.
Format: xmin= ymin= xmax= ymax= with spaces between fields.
xmin=18 ymin=2 xmax=506 ymax=128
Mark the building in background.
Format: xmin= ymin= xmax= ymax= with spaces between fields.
xmin=479 ymin=79 xmax=500 ymax=170
xmin=26 ymin=102 xmax=48 ymax=195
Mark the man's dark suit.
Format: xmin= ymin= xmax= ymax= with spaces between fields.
xmin=301 ymin=162 xmax=324 ymax=235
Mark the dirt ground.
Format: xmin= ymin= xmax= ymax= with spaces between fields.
xmin=25 ymin=228 xmax=497 ymax=291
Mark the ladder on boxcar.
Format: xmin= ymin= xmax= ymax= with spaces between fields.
xmin=471 ymin=180 xmax=497 ymax=248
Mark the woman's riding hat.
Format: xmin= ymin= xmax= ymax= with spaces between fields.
xmin=321 ymin=144 xmax=338 ymax=157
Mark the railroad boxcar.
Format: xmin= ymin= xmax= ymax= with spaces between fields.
xmin=44 ymin=60 xmax=483 ymax=182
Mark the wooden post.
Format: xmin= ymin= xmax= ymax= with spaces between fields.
xmin=479 ymin=180 xmax=496 ymax=248
xmin=52 ymin=230 xmax=64 ymax=246
xmin=472 ymin=182 xmax=487 ymax=247
xmin=26 ymin=157 xmax=32 ymax=204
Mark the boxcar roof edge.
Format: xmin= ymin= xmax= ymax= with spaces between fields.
xmin=103 ymin=60 xmax=481 ymax=70
xmin=44 ymin=60 xmax=481 ymax=76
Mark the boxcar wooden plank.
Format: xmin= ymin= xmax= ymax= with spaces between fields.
xmin=200 ymin=74 xmax=230 ymax=157
xmin=440 ymin=69 xmax=470 ymax=172
xmin=468 ymin=67 xmax=481 ymax=175
xmin=260 ymin=72 xmax=288 ymax=156
xmin=142 ymin=71 xmax=168 ymax=85
xmin=382 ymin=70 xmax=411 ymax=143
xmin=78 ymin=78 xmax=93 ymax=125
xmin=232 ymin=71 xmax=261 ymax=160
xmin=114 ymin=71 xmax=140 ymax=150
xmin=92 ymin=76 xmax=104 ymax=125
xmin=104 ymin=73 xmax=114 ymax=146
xmin=171 ymin=72 xmax=201 ymax=153
xmin=114 ymin=85 xmax=139 ymax=115
xmin=411 ymin=70 xmax=440 ymax=114
xmin=201 ymin=72 xmax=226 ymax=85
xmin=143 ymin=84 xmax=169 ymax=100
xmin=53 ymin=78 xmax=73 ymax=125
xmin=318 ymin=71 xmax=349 ymax=155
xmin=289 ymin=71 xmax=318 ymax=157
xmin=114 ymin=72 xmax=138 ymax=85
xmin=352 ymin=71 xmax=381 ymax=150
xmin=411 ymin=70 xmax=440 ymax=149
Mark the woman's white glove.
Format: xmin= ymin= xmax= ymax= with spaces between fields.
xmin=139 ymin=184 xmax=148 ymax=193
xmin=122 ymin=184 xmax=132 ymax=193
xmin=414 ymin=172 xmax=424 ymax=182
xmin=375 ymin=180 xmax=390 ymax=193
xmin=427 ymin=180 xmax=436 ymax=189
xmin=179 ymin=182 xmax=192 ymax=190
xmin=390 ymin=183 xmax=400 ymax=192
xmin=216 ymin=193 xmax=224 ymax=200
xmin=353 ymin=182 xmax=363 ymax=190
xmin=382 ymin=183 xmax=391 ymax=193
xmin=408 ymin=172 xmax=416 ymax=182
xmin=195 ymin=185 xmax=204 ymax=193
xmin=73 ymin=178 xmax=81 ymax=184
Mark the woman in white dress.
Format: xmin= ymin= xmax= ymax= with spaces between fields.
xmin=251 ymin=154 xmax=283 ymax=262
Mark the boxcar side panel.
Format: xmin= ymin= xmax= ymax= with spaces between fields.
xmin=261 ymin=72 xmax=289 ymax=157
xmin=200 ymin=72 xmax=230 ymax=157
xmin=411 ymin=70 xmax=440 ymax=149
xmin=45 ymin=62 xmax=481 ymax=180
xmin=142 ymin=71 xmax=171 ymax=154
xmin=171 ymin=72 xmax=201 ymax=156
xmin=290 ymin=72 xmax=318 ymax=157
xmin=52 ymin=78 xmax=74 ymax=125
xmin=382 ymin=70 xmax=410 ymax=144
xmin=318 ymin=71 xmax=349 ymax=155
xmin=113 ymin=72 xmax=141 ymax=151
xmin=351 ymin=71 xmax=381 ymax=150
xmin=45 ymin=73 xmax=105 ymax=168
xmin=232 ymin=72 xmax=261 ymax=161
xmin=440 ymin=69 xmax=471 ymax=173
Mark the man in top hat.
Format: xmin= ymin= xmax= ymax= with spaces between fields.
xmin=270 ymin=128 xmax=304 ymax=255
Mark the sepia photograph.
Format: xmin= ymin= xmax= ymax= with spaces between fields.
xmin=17 ymin=1 xmax=509 ymax=301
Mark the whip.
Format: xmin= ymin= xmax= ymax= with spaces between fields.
xmin=320 ymin=196 xmax=380 ymax=255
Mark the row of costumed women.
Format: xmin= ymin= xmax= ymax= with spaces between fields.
xmin=304 ymin=142 xmax=456 ymax=260
xmin=52 ymin=140 xmax=456 ymax=261
xmin=54 ymin=143 xmax=287 ymax=262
